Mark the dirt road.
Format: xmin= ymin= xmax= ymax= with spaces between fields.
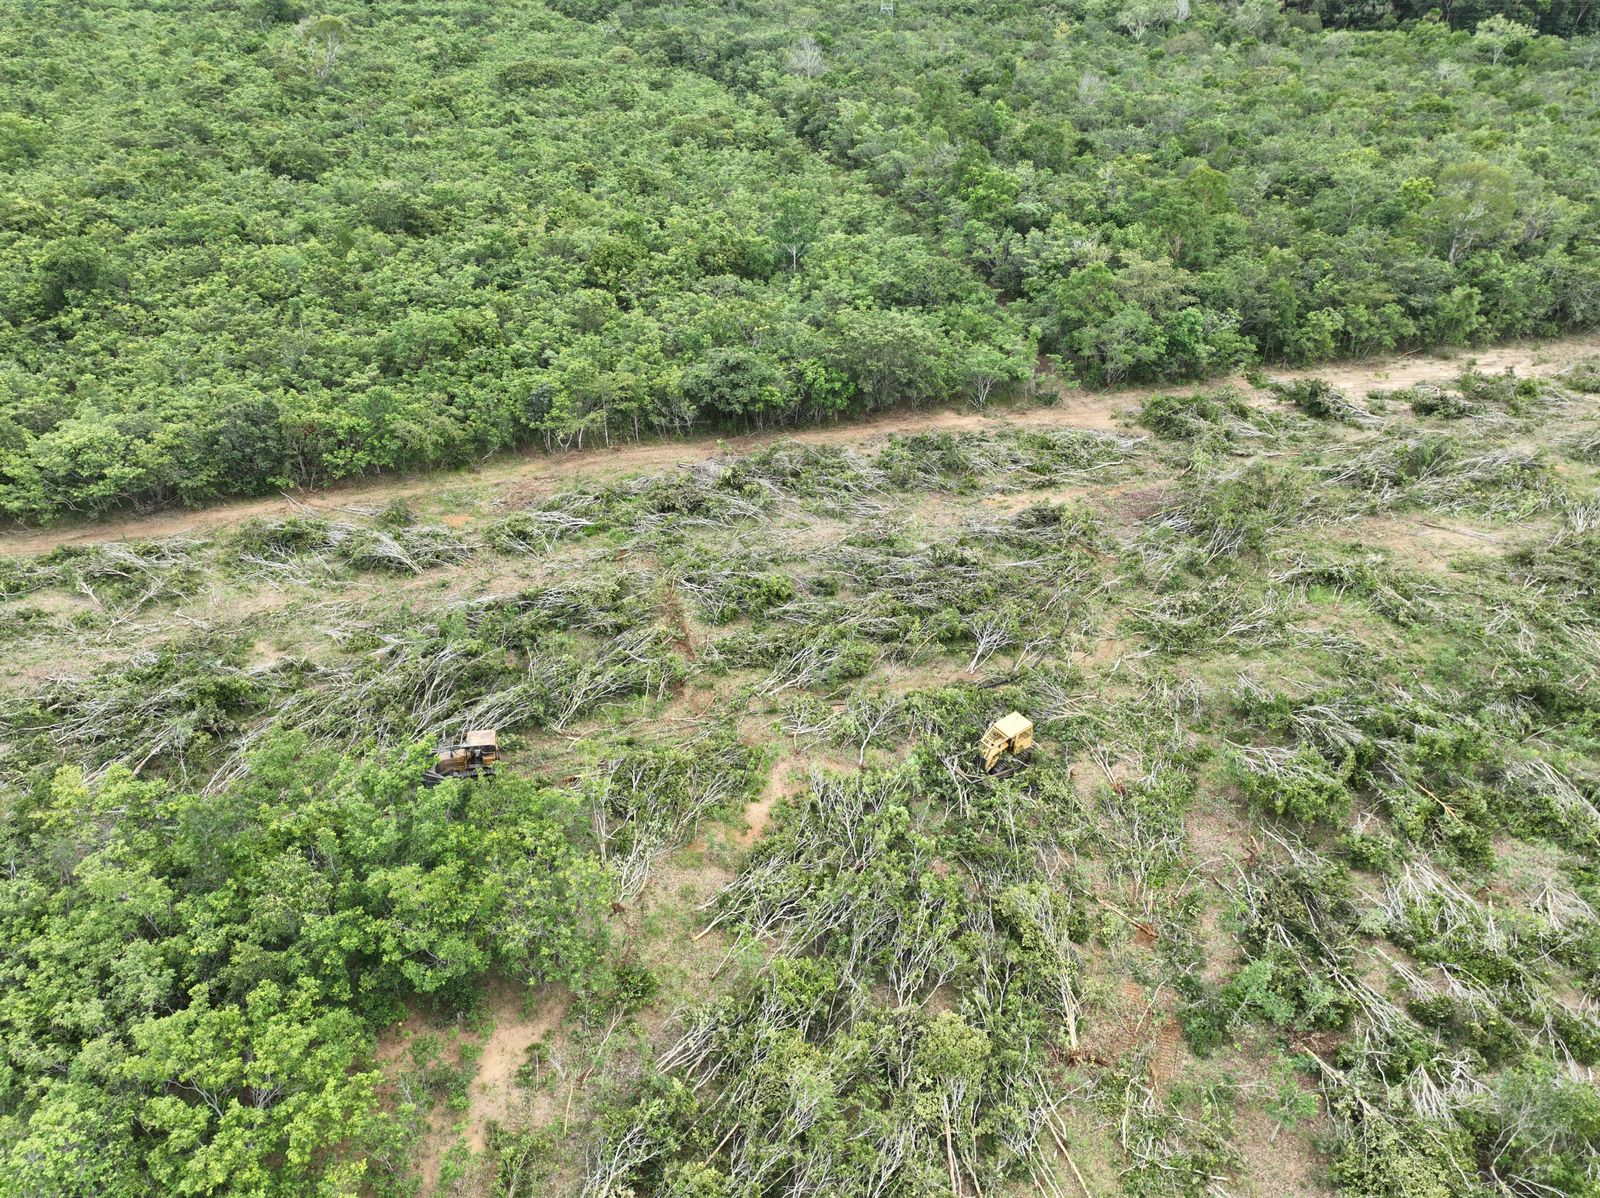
xmin=4 ymin=334 xmax=1596 ymax=557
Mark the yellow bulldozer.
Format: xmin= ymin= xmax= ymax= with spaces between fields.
xmin=978 ymin=712 xmax=1033 ymax=774
xmin=422 ymin=729 xmax=499 ymax=787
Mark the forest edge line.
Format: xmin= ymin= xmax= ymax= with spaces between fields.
xmin=4 ymin=331 xmax=1596 ymax=557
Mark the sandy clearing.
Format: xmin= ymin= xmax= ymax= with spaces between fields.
xmin=373 ymin=978 xmax=568 ymax=1197
xmin=461 ymin=978 xmax=568 ymax=1157
xmin=5 ymin=334 xmax=1595 ymax=558
xmin=1344 ymin=513 xmax=1511 ymax=572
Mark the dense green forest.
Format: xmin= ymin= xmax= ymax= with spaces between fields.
xmin=1 ymin=0 xmax=1598 ymax=518
xmin=0 ymin=0 xmax=1028 ymax=519
xmin=609 ymin=0 xmax=1600 ymax=377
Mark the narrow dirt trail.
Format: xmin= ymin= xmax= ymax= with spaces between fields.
xmin=4 ymin=334 xmax=1595 ymax=557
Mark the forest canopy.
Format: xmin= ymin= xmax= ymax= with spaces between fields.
xmin=1 ymin=0 xmax=1597 ymax=518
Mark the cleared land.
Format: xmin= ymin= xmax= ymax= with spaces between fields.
xmin=3 ymin=343 xmax=1599 ymax=1197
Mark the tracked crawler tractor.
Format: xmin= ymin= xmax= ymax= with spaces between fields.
xmin=978 ymin=712 xmax=1033 ymax=775
xmin=422 ymin=729 xmax=499 ymax=787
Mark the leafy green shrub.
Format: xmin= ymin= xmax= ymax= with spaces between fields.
xmin=1229 ymin=744 xmax=1352 ymax=823
xmin=0 ymin=742 xmax=612 ymax=1196
xmin=498 ymin=58 xmax=569 ymax=90
xmin=1178 ymin=994 xmax=1235 ymax=1056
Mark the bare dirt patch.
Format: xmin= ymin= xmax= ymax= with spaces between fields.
xmin=1230 ymin=1102 xmax=1335 ymax=1197
xmin=1346 ymin=514 xmax=1506 ymax=572
xmin=742 ymin=752 xmax=813 ymax=844
xmin=1187 ymin=800 xmax=1257 ymax=877
xmin=1089 ymin=975 xmax=1188 ymax=1090
xmin=1075 ymin=634 xmax=1131 ymax=671
xmin=1195 ymin=897 xmax=1236 ymax=986
xmin=1096 ymin=481 xmax=1175 ymax=527
xmin=373 ymin=980 xmax=568 ymax=1197
xmin=461 ymin=978 xmax=569 ymax=1156
xmin=1265 ymin=332 xmax=1600 ymax=398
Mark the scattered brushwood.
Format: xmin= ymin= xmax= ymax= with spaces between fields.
xmin=37 ymin=537 xmax=206 ymax=613
xmin=0 ymin=641 xmax=271 ymax=783
xmin=1504 ymin=528 xmax=1600 ymax=618
xmin=1152 ymin=457 xmax=1326 ymax=560
xmin=336 ymin=521 xmax=474 ymax=573
xmin=491 ymin=428 xmax=1135 ymax=559
xmin=718 ymin=440 xmax=889 ymax=509
xmin=542 ymin=627 xmax=686 ymax=730
xmin=0 ymin=603 xmax=56 ymax=645
xmin=626 ymin=956 xmax=1059 ymax=1198
xmin=1203 ymin=818 xmax=1600 ymax=1198
xmin=481 ymin=507 xmax=601 ymax=554
xmin=1454 ymin=367 xmax=1545 ymax=411
xmin=1272 ymin=550 xmax=1446 ymax=625
xmin=964 ymin=501 xmax=1109 ymax=561
xmin=208 ymin=620 xmax=684 ymax=790
xmin=590 ymin=746 xmax=1098 ymax=1198
xmin=459 ymin=575 xmax=660 ymax=641
xmin=1401 ymin=383 xmax=1475 ymax=420
xmin=1223 ymin=678 xmax=1522 ymax=857
xmin=1382 ymin=866 xmax=1553 ymax=996
xmin=619 ymin=468 xmax=778 ymax=538
xmin=1405 ymin=446 xmax=1563 ymax=518
xmin=823 ymin=533 xmax=1077 ymax=652
xmin=489 ymin=441 xmax=883 ymax=553
xmin=1494 ymin=758 xmax=1600 ymax=853
xmin=1556 ymin=355 xmax=1600 ymax=394
xmin=232 ymin=512 xmax=473 ymax=575
xmin=828 ymin=536 xmax=999 ymax=613
xmin=701 ymin=769 xmax=966 ymax=994
xmin=1110 ymin=1071 xmax=1241 ymax=1196
xmin=1564 ymin=498 xmax=1600 ymax=534
xmin=1232 ymin=836 xmax=1363 ymax=973
xmin=780 ymin=688 xmax=964 ymax=769
xmin=670 ymin=549 xmax=797 ymax=624
xmin=877 ymin=427 xmax=1142 ymax=492
xmin=770 ymin=541 xmax=1068 ymax=669
xmin=1137 ymin=387 xmax=1278 ymax=442
xmin=495 ymin=465 xmax=778 ymax=550
xmin=710 ymin=624 xmax=878 ymax=694
xmin=1268 ymin=377 xmax=1375 ymax=424
xmin=1380 ymin=861 xmax=1600 ymax=1065
xmin=230 ymin=514 xmax=343 ymax=580
xmin=1188 ymin=839 xmax=1370 ymax=1055
xmin=1125 ymin=576 xmax=1289 ymax=653
xmin=1094 ymin=770 xmax=1194 ymax=906
xmin=961 ymin=602 xmax=1023 ymax=673
xmin=1227 ymin=742 xmax=1354 ymax=825
xmin=0 ymin=552 xmax=64 ymax=599
xmin=588 ymin=732 xmax=763 ymax=898
xmin=1320 ymin=435 xmax=1564 ymax=517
